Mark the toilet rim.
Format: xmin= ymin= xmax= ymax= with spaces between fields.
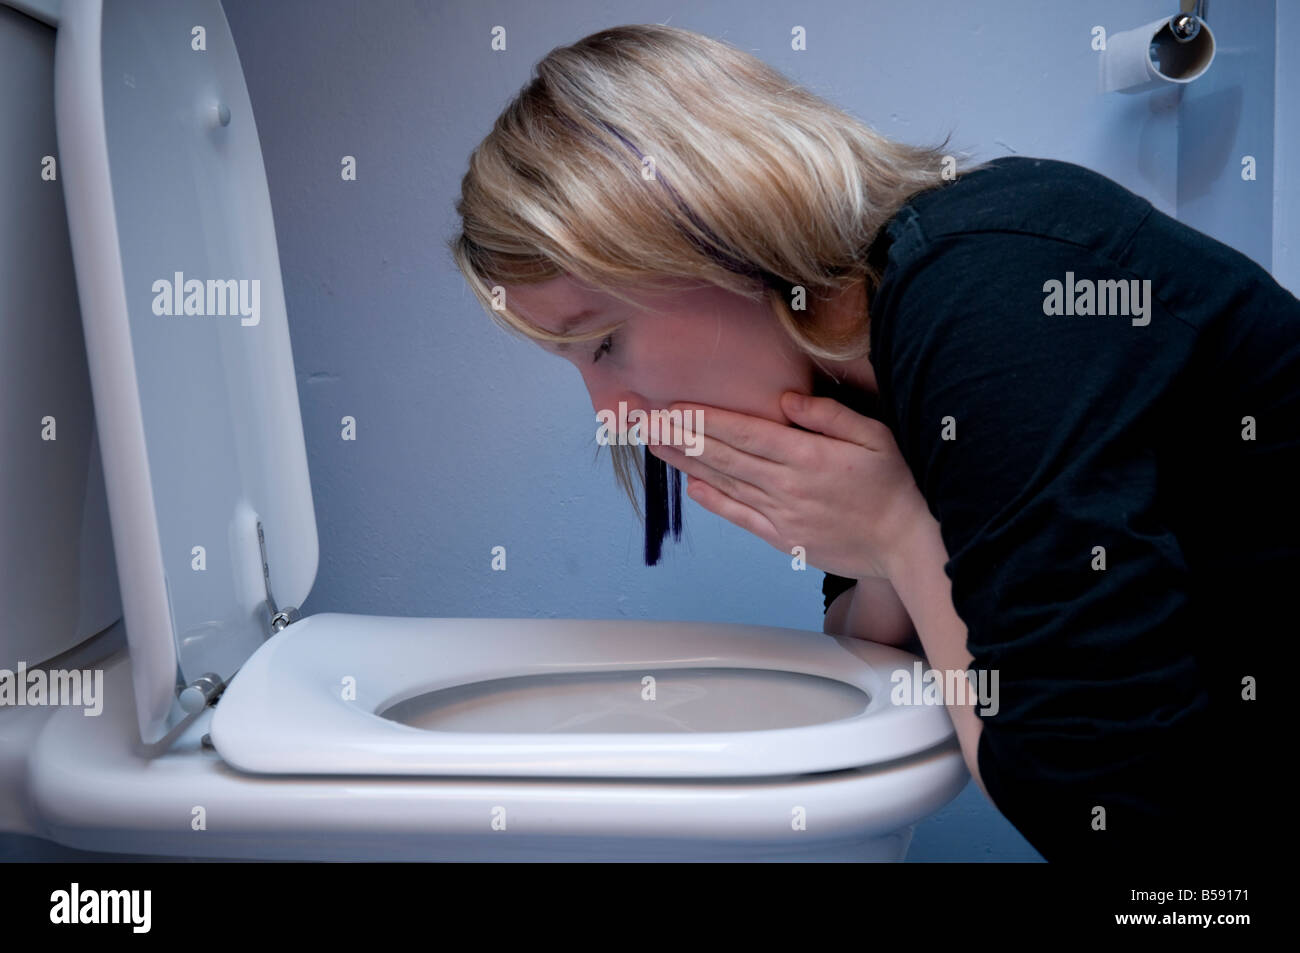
xmin=208 ymin=613 xmax=960 ymax=780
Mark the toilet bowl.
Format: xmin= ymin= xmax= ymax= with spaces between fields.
xmin=0 ymin=0 xmax=968 ymax=861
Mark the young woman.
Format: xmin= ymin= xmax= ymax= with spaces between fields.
xmin=449 ymin=24 xmax=1292 ymax=862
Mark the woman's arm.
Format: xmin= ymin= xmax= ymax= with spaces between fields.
xmin=822 ymin=575 xmax=917 ymax=650
xmin=820 ymin=525 xmax=986 ymax=798
xmin=821 ymin=535 xmax=982 ymax=796
xmin=884 ymin=515 xmax=988 ymax=800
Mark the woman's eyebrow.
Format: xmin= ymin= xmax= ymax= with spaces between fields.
xmin=552 ymin=308 xmax=602 ymax=350
xmin=558 ymin=308 xmax=600 ymax=331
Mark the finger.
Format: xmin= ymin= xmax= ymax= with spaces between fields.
xmin=663 ymin=401 xmax=811 ymax=465
xmin=649 ymin=441 xmax=775 ymax=514
xmin=654 ymin=419 xmax=788 ymax=504
xmin=683 ymin=476 xmax=785 ymax=551
xmin=779 ymin=392 xmax=891 ymax=450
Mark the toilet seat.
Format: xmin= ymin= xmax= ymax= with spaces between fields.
xmin=210 ymin=613 xmax=956 ymax=778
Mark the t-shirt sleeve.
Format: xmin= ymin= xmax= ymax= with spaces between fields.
xmin=822 ymin=571 xmax=857 ymax=614
xmin=877 ymin=231 xmax=1211 ymax=739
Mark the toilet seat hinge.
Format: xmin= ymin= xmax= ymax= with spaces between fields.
xmin=178 ymin=672 xmax=226 ymax=713
xmin=270 ymin=607 xmax=300 ymax=632
xmin=256 ymin=519 xmax=301 ymax=636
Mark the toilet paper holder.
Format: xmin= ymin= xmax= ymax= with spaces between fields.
xmin=1100 ymin=0 xmax=1217 ymax=95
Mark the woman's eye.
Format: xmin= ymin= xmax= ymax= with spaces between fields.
xmin=592 ymin=334 xmax=614 ymax=364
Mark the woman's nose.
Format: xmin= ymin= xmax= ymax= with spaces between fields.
xmin=580 ymin=375 xmax=649 ymax=435
xmin=589 ymin=387 xmax=646 ymax=423
xmin=578 ymin=367 xmax=626 ymax=418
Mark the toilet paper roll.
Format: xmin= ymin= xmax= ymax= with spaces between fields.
xmin=1100 ymin=16 xmax=1217 ymax=94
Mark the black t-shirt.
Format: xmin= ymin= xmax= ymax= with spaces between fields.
xmin=825 ymin=156 xmax=1295 ymax=860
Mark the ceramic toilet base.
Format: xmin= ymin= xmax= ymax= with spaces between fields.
xmin=21 ymin=649 xmax=968 ymax=862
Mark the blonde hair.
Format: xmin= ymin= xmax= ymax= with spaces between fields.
xmin=448 ymin=23 xmax=988 ymax=523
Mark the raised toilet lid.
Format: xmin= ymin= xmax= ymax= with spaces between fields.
xmin=210 ymin=614 xmax=960 ymax=778
xmin=56 ymin=0 xmax=318 ymax=743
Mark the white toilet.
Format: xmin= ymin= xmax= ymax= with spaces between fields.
xmin=0 ymin=0 xmax=968 ymax=861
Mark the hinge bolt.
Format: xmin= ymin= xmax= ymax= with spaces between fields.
xmin=178 ymin=672 xmax=225 ymax=713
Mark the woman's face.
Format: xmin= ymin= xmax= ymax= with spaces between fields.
xmin=504 ymin=274 xmax=817 ymax=429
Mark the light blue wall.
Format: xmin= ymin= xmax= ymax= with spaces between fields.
xmin=202 ymin=0 xmax=1279 ymax=863
xmin=1275 ymin=0 xmax=1299 ymax=295
xmin=1178 ymin=0 xmax=1276 ymax=272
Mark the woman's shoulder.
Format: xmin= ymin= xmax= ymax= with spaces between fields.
xmin=919 ymin=155 xmax=1147 ymax=205
xmin=899 ymin=155 xmax=1154 ymax=257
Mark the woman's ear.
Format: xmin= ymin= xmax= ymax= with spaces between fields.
xmin=812 ymin=278 xmax=869 ymax=336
